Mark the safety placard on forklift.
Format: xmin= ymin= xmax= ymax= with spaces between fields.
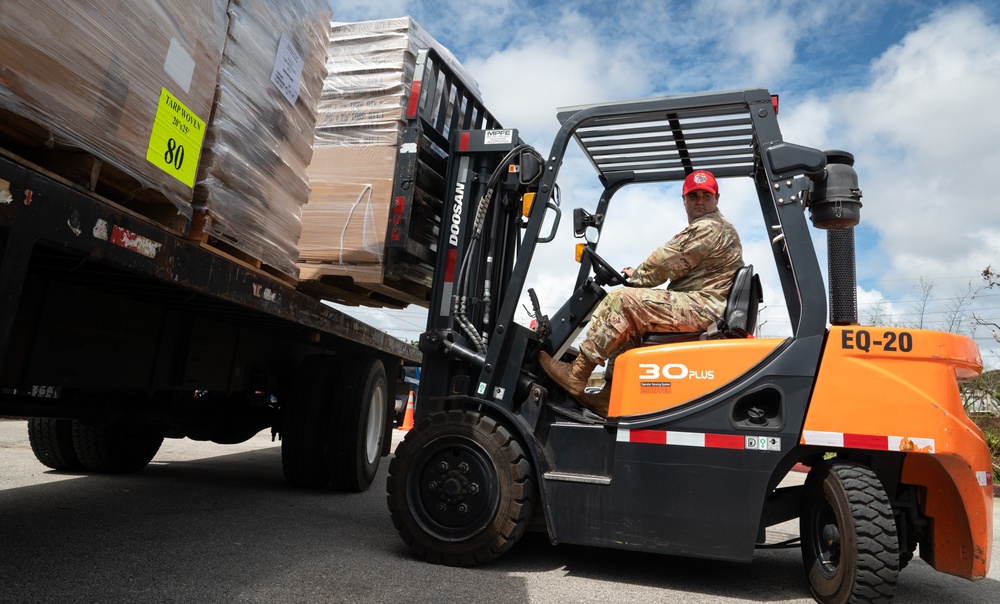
xmin=146 ymin=87 xmax=206 ymax=188
xmin=483 ymin=129 xmax=514 ymax=145
xmin=745 ymin=436 xmax=781 ymax=451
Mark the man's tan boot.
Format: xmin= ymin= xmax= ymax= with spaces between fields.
xmin=538 ymin=352 xmax=597 ymax=396
xmin=577 ymin=388 xmax=611 ymax=417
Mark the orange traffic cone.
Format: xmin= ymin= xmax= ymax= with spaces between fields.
xmin=399 ymin=390 xmax=415 ymax=431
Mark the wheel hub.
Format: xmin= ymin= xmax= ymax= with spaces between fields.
xmin=409 ymin=437 xmax=498 ymax=540
xmin=818 ymin=521 xmax=841 ymax=570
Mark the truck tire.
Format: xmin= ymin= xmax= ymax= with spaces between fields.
xmin=282 ymin=354 xmax=340 ymax=488
xmin=27 ymin=418 xmax=83 ymax=471
xmin=387 ymin=410 xmax=535 ymax=566
xmin=72 ymin=421 xmax=166 ymax=473
xmin=328 ymin=356 xmax=388 ymax=492
xmin=801 ymin=462 xmax=900 ymax=604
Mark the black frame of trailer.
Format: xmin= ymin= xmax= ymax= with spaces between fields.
xmin=0 ymin=147 xmax=419 ymax=489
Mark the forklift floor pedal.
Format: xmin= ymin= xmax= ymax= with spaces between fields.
xmin=547 ymin=400 xmax=607 ymax=424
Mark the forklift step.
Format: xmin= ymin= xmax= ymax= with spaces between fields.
xmin=547 ymin=401 xmax=607 ymax=424
xmin=543 ymin=471 xmax=611 ymax=485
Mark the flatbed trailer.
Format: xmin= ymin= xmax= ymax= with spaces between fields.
xmin=0 ymin=147 xmax=419 ymax=491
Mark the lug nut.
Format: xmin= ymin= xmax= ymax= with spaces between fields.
xmin=428 ymin=481 xmax=438 ymax=491
xmin=457 ymin=504 xmax=468 ymax=514
xmin=437 ymin=503 xmax=447 ymax=512
xmin=458 ymin=462 xmax=469 ymax=473
xmin=468 ymin=483 xmax=479 ymax=494
xmin=437 ymin=461 xmax=449 ymax=472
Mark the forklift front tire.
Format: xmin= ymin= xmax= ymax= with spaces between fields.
xmin=387 ymin=409 xmax=535 ymax=566
xmin=801 ymin=462 xmax=900 ymax=604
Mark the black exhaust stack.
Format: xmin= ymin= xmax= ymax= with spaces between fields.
xmin=806 ymin=151 xmax=863 ymax=326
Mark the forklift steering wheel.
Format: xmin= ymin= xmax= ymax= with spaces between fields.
xmin=583 ymin=246 xmax=631 ymax=288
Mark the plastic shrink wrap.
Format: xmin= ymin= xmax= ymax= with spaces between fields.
xmin=193 ymin=0 xmax=332 ymax=279
xmin=297 ymin=17 xmax=479 ymax=307
xmin=0 ymin=0 xmax=229 ymax=218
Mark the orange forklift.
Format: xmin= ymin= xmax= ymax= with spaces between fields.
xmin=386 ymin=88 xmax=993 ymax=603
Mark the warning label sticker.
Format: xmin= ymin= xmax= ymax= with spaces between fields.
xmin=640 ymin=381 xmax=671 ymax=395
xmin=483 ymin=129 xmax=514 ymax=145
xmin=745 ymin=436 xmax=782 ymax=451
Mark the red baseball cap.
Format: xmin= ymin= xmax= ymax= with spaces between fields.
xmin=683 ymin=170 xmax=718 ymax=196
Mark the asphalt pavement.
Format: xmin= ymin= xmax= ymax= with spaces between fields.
xmin=1 ymin=418 xmax=998 ymax=603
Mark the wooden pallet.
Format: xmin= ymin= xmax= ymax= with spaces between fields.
xmin=196 ymin=235 xmax=298 ymax=288
xmin=0 ymin=106 xmax=189 ymax=234
xmin=296 ymin=262 xmax=431 ymax=309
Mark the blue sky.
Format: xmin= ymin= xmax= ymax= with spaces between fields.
xmin=325 ymin=0 xmax=1000 ymax=367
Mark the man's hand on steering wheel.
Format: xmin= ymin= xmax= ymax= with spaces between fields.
xmin=583 ymin=246 xmax=632 ymax=288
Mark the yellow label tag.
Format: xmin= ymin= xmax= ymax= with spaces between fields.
xmin=145 ymin=88 xmax=205 ymax=188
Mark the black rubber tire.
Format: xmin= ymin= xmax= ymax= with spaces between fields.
xmin=328 ymin=357 xmax=388 ymax=492
xmin=387 ymin=410 xmax=535 ymax=566
xmin=281 ymin=354 xmax=340 ymax=488
xmin=801 ymin=462 xmax=900 ymax=604
xmin=27 ymin=418 xmax=84 ymax=471
xmin=72 ymin=421 xmax=166 ymax=473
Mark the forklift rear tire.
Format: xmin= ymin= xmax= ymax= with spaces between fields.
xmin=387 ymin=410 xmax=535 ymax=566
xmin=327 ymin=356 xmax=388 ymax=492
xmin=801 ymin=462 xmax=900 ymax=604
xmin=27 ymin=418 xmax=84 ymax=471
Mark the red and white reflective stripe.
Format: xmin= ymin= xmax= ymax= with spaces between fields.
xmin=801 ymin=430 xmax=935 ymax=453
xmin=438 ymin=248 xmax=458 ymax=317
xmin=616 ymin=428 xmax=744 ymax=450
xmin=405 ymin=79 xmax=422 ymax=118
xmin=92 ymin=219 xmax=161 ymax=259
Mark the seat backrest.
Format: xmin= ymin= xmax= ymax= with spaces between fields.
xmin=711 ymin=264 xmax=762 ymax=338
xmin=640 ymin=265 xmax=762 ymax=345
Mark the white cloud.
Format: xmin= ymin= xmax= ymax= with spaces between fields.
xmin=695 ymin=0 xmax=802 ymax=84
xmin=463 ymin=13 xmax=649 ymax=145
xmin=329 ymin=0 xmax=410 ymax=21
xmin=831 ymin=6 xmax=1000 ymax=279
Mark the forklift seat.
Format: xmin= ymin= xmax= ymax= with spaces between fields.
xmin=640 ymin=265 xmax=762 ymax=345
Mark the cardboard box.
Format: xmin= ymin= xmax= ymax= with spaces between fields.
xmin=298 ymin=17 xmax=478 ymax=304
xmin=193 ymin=0 xmax=332 ymax=278
xmin=0 ymin=0 xmax=229 ymax=216
xmin=298 ymin=145 xmax=397 ymax=267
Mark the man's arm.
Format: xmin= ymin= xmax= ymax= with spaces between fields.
xmin=629 ymin=221 xmax=717 ymax=287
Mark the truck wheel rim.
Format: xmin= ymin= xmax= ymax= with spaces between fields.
xmin=365 ymin=383 xmax=386 ymax=465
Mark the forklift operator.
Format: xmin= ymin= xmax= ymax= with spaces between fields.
xmin=538 ymin=170 xmax=744 ymax=415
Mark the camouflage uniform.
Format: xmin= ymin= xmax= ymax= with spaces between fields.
xmin=579 ymin=210 xmax=743 ymax=365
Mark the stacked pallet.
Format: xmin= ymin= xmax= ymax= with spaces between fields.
xmin=0 ymin=0 xmax=331 ymax=280
xmin=193 ymin=0 xmax=332 ymax=279
xmin=297 ymin=17 xmax=480 ymax=308
xmin=0 ymin=0 xmax=229 ymax=222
